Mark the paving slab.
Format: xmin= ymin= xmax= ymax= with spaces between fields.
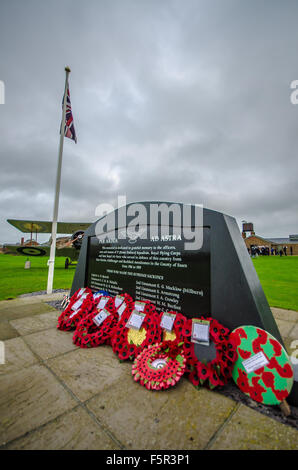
xmin=0 ymin=364 xmax=77 ymax=445
xmin=0 ymin=337 xmax=38 ymax=375
xmin=272 ymin=307 xmax=298 ymax=324
xmin=86 ymin=373 xmax=237 ymax=450
xmin=10 ymin=311 xmax=59 ymax=336
xmin=24 ymin=328 xmax=77 ymax=360
xmin=275 ymin=318 xmax=296 ymax=339
xmin=209 ymin=403 xmax=298 ymax=450
xmin=20 ymin=293 xmax=66 ymax=302
xmin=4 ymin=406 xmax=120 ymax=450
xmin=282 ymin=337 xmax=297 ymax=356
xmin=0 ymin=295 xmax=297 ymax=450
xmin=0 ymin=298 xmax=45 ymax=308
xmin=0 ymin=321 xmax=19 ymax=341
xmin=0 ymin=294 xmax=65 ymax=306
xmin=0 ymin=302 xmax=56 ymax=322
xmin=46 ymin=346 xmax=132 ymax=402
xmin=288 ymin=323 xmax=298 ymax=341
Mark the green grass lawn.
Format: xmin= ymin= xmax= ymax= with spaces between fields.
xmin=252 ymin=256 xmax=298 ymax=311
xmin=0 ymin=254 xmax=75 ymax=300
xmin=0 ymin=253 xmax=297 ymax=311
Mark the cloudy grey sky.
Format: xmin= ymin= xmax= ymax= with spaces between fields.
xmin=0 ymin=0 xmax=298 ymax=244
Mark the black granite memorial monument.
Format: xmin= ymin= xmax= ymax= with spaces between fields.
xmin=71 ymin=201 xmax=281 ymax=341
xmin=71 ymin=201 xmax=298 ymax=405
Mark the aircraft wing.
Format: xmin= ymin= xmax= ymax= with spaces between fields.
xmin=3 ymin=244 xmax=79 ymax=260
xmin=7 ymin=219 xmax=91 ymax=234
xmin=3 ymin=245 xmax=50 ymax=257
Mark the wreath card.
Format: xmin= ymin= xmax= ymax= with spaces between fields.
xmin=160 ymin=312 xmax=176 ymax=332
xmin=93 ymin=308 xmax=110 ymax=327
xmin=191 ymin=319 xmax=210 ymax=345
xmin=126 ymin=310 xmax=146 ymax=330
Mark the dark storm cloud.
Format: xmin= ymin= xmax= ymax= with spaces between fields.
xmin=0 ymin=0 xmax=298 ymax=243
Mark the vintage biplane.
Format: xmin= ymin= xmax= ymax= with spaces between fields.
xmin=3 ymin=219 xmax=92 ymax=268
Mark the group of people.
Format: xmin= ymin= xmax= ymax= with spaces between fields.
xmin=248 ymin=245 xmax=292 ymax=257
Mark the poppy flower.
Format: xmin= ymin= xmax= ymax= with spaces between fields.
xmin=160 ymin=338 xmax=184 ymax=360
xmin=261 ymin=371 xmax=275 ymax=388
xmin=181 ymin=318 xmax=192 ymax=338
xmin=236 ymin=368 xmax=250 ymax=393
xmin=188 ymin=370 xmax=201 ymax=387
xmin=256 ymin=328 xmax=267 ymax=343
xmin=210 ymin=320 xmax=230 ymax=342
xmin=248 ymin=376 xmax=266 ymax=403
xmin=269 ymin=338 xmax=282 ymax=357
xmin=267 ymin=356 xmax=293 ymax=378
xmin=230 ymin=327 xmax=247 ymax=348
xmin=251 ymin=339 xmax=263 ymax=354
xmin=272 ymin=387 xmax=289 ymax=402
xmin=196 ymin=362 xmax=210 ymax=382
xmin=238 ymin=348 xmax=252 ymax=360
xmin=208 ymin=370 xmax=222 ymax=389
xmin=229 ymin=332 xmax=241 ymax=348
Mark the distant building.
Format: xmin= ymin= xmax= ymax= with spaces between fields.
xmin=24 ymin=239 xmax=39 ymax=246
xmin=241 ymin=222 xmax=298 ymax=255
xmin=45 ymin=236 xmax=72 ymax=248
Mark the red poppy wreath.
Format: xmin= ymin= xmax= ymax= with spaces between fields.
xmin=132 ymin=340 xmax=186 ymax=390
xmin=72 ymin=294 xmax=119 ymax=347
xmin=182 ymin=316 xmax=237 ymax=389
xmin=57 ymin=287 xmax=94 ymax=331
xmin=72 ymin=293 xmax=135 ymax=348
xmin=111 ymin=299 xmax=162 ymax=361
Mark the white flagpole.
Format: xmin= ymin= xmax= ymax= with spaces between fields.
xmin=47 ymin=66 xmax=71 ymax=294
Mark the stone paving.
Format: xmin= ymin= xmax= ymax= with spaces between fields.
xmin=0 ymin=294 xmax=298 ymax=450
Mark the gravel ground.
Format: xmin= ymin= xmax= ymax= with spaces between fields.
xmin=19 ymin=289 xmax=69 ymax=298
xmin=22 ymin=290 xmax=298 ymax=431
xmin=46 ymin=299 xmax=68 ymax=310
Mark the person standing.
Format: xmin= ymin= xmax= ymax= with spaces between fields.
xmin=283 ymin=246 xmax=287 ymax=256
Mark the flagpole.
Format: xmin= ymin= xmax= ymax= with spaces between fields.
xmin=47 ymin=66 xmax=71 ymax=294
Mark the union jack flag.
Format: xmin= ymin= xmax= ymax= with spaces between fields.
xmin=62 ymin=83 xmax=77 ymax=143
